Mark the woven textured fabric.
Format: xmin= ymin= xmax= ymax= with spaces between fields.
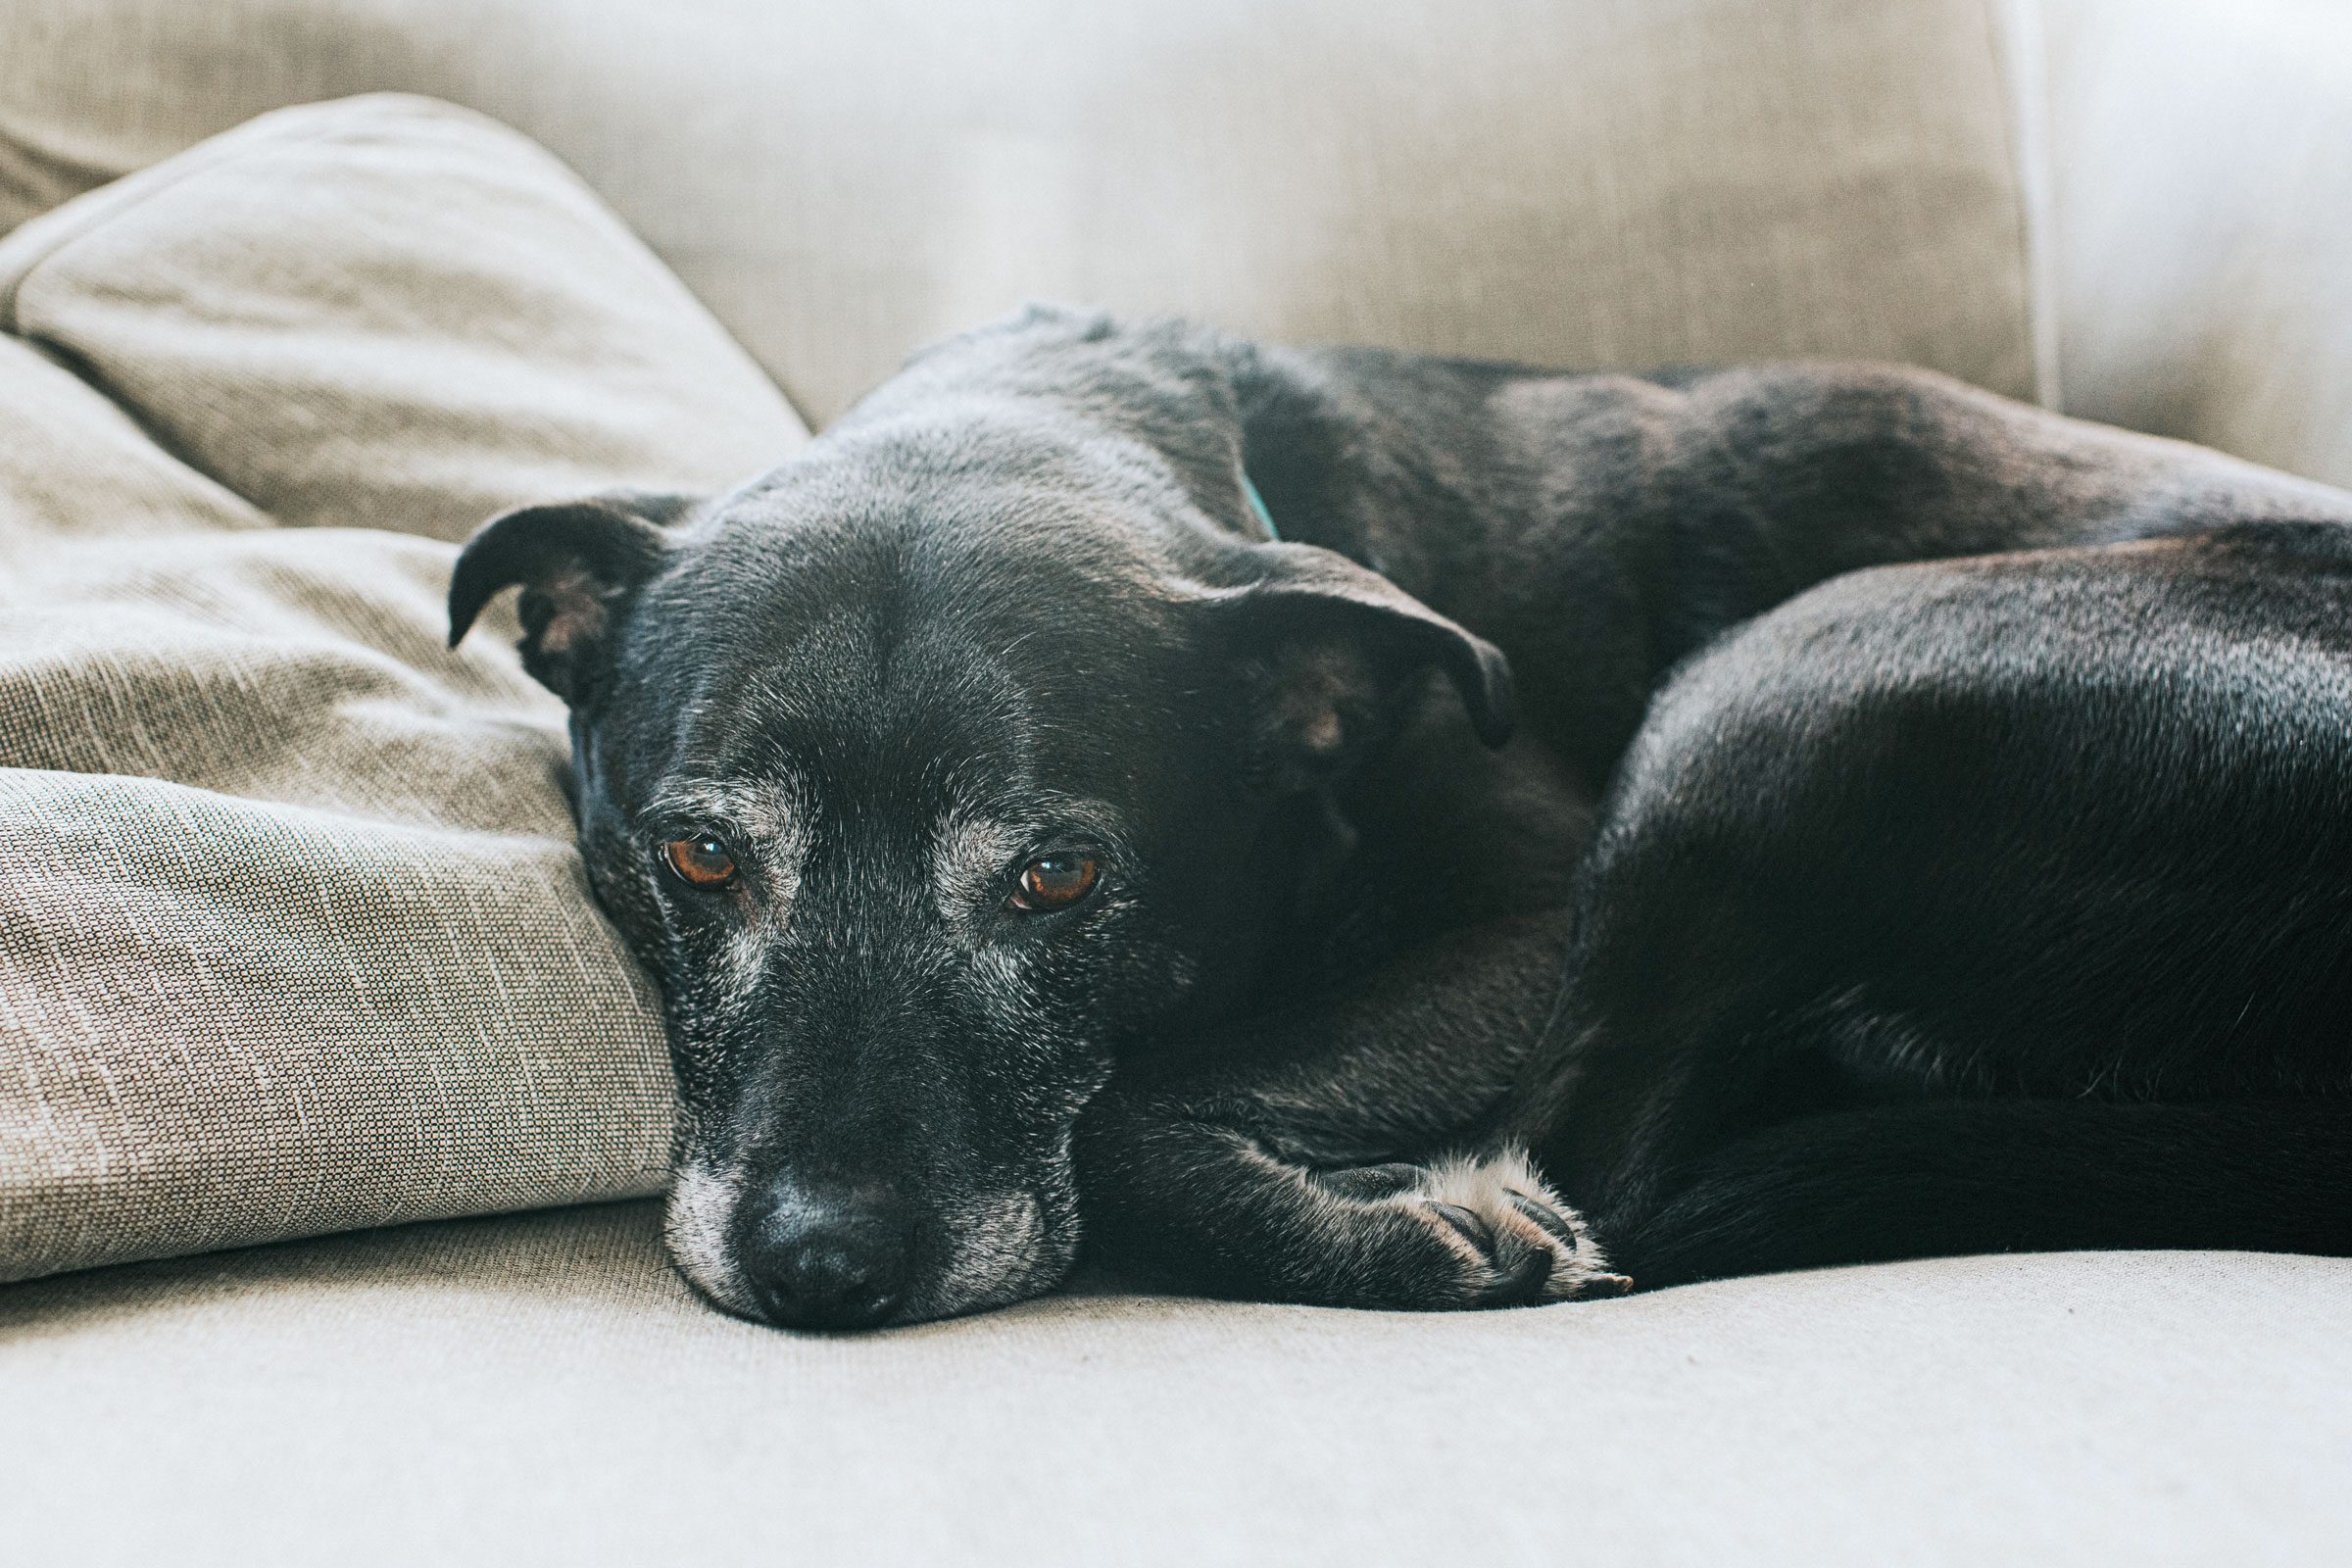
xmin=0 ymin=94 xmax=808 ymax=1283
xmin=0 ymin=93 xmax=801 ymax=540
xmin=4 ymin=1202 xmax=2350 ymax=1566
xmin=0 ymin=0 xmax=2048 ymax=426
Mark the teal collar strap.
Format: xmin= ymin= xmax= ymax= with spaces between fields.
xmin=1239 ymin=466 xmax=1281 ymax=541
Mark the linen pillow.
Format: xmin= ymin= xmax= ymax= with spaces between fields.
xmin=0 ymin=94 xmax=807 ymax=1282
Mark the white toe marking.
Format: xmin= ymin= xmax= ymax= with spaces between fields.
xmin=1414 ymin=1147 xmax=1621 ymax=1298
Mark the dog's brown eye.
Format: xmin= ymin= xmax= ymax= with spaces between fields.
xmin=663 ymin=836 xmax=738 ymax=889
xmin=1012 ymin=854 xmax=1099 ymax=911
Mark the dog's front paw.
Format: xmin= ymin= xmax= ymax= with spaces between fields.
xmin=1306 ymin=1148 xmax=1632 ymax=1310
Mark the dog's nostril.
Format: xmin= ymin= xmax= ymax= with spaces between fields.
xmin=739 ymin=1180 xmax=914 ymax=1331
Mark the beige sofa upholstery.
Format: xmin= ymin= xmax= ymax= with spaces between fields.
xmin=1 ymin=0 xmax=2053 ymax=422
xmin=4 ymin=3 xmax=2351 ymax=1563
xmin=8 ymin=1201 xmax=2349 ymax=1566
xmin=9 ymin=0 xmax=2352 ymax=491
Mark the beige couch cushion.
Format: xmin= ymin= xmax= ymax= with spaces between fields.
xmin=0 ymin=94 xmax=805 ymax=1282
xmin=5 ymin=1201 xmax=2348 ymax=1566
xmin=0 ymin=0 xmax=2050 ymax=427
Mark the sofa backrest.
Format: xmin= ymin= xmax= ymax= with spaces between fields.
xmin=0 ymin=0 xmax=2048 ymax=432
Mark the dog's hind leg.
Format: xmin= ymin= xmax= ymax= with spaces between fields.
xmin=1600 ymin=1098 xmax=2352 ymax=1289
xmin=1074 ymin=908 xmax=1630 ymax=1309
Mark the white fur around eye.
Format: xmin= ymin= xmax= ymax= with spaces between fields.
xmin=933 ymin=812 xmax=1027 ymax=911
xmin=931 ymin=802 xmax=1129 ymax=928
xmin=641 ymin=778 xmax=810 ymax=993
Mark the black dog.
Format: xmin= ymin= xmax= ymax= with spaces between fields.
xmin=449 ymin=307 xmax=2352 ymax=1328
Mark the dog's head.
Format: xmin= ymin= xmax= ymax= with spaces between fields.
xmin=449 ymin=309 xmax=1510 ymax=1327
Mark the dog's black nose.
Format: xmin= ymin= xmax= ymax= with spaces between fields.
xmin=739 ymin=1179 xmax=914 ymax=1330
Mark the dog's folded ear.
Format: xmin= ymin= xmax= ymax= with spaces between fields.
xmin=447 ymin=489 xmax=694 ymax=703
xmin=1202 ymin=543 xmax=1515 ymax=787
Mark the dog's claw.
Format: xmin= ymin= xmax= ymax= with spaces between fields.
xmin=1494 ymin=1235 xmax=1556 ymax=1299
xmin=1427 ymin=1200 xmax=1494 ymax=1251
xmin=1506 ymin=1190 xmax=1582 ymax=1248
